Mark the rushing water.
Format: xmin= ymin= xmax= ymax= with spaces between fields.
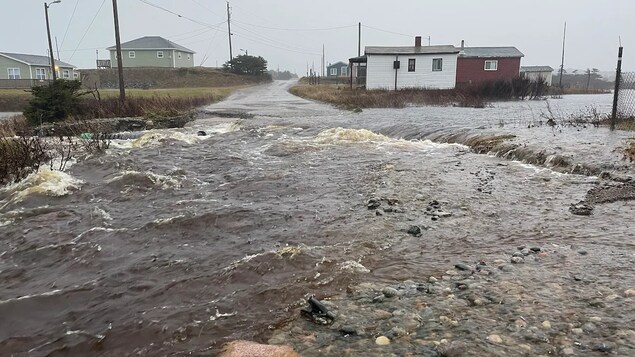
xmin=1 ymin=81 xmax=633 ymax=356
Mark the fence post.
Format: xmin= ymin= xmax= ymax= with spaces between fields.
xmin=611 ymin=46 xmax=623 ymax=131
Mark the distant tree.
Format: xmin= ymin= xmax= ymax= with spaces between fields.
xmin=223 ymin=54 xmax=268 ymax=76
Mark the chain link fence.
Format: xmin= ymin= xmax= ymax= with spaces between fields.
xmin=617 ymin=71 xmax=635 ymax=119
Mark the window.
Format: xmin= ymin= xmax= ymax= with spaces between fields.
xmin=35 ymin=68 xmax=46 ymax=80
xmin=432 ymin=58 xmax=443 ymax=71
xmin=178 ymin=52 xmax=182 ymax=59
xmin=330 ymin=68 xmax=337 ymax=76
xmin=63 ymin=69 xmax=70 ymax=78
xmin=341 ymin=66 xmax=347 ymax=75
xmin=408 ymin=59 xmax=416 ymax=72
xmin=73 ymin=73 xmax=79 ymax=79
xmin=129 ymin=51 xmax=135 ymax=58
xmin=484 ymin=60 xmax=498 ymax=71
xmin=187 ymin=54 xmax=191 ymax=60
xmin=157 ymin=51 xmax=164 ymax=58
xmin=8 ymin=68 xmax=21 ymax=79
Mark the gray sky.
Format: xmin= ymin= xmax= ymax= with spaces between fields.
xmin=3 ymin=0 xmax=633 ymax=74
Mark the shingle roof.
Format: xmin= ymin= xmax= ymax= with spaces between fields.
xmin=460 ymin=47 xmax=524 ymax=58
xmin=365 ymin=45 xmax=459 ymax=55
xmin=0 ymin=52 xmax=76 ymax=68
xmin=107 ymin=36 xmax=195 ymax=53
xmin=327 ymin=61 xmax=347 ymax=68
xmin=521 ymin=66 xmax=554 ymax=72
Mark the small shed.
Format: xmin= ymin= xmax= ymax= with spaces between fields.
xmin=456 ymin=46 xmax=524 ymax=85
xmin=326 ymin=61 xmax=349 ymax=77
xmin=520 ymin=66 xmax=554 ymax=86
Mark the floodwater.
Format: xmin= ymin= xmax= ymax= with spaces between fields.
xmin=1 ymin=81 xmax=633 ymax=356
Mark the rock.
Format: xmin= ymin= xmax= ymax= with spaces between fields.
xmin=578 ymin=250 xmax=588 ymax=255
xmin=562 ymin=347 xmax=575 ymax=356
xmin=486 ymin=334 xmax=503 ymax=344
xmin=389 ymin=326 xmax=407 ymax=337
xmin=407 ymin=225 xmax=422 ymax=237
xmin=197 ymin=130 xmax=207 ymax=136
xmin=510 ymin=257 xmax=524 ymax=264
xmin=530 ymin=247 xmax=541 ymax=253
xmin=373 ymin=309 xmax=393 ymax=320
xmin=339 ymin=325 xmax=360 ymax=336
xmin=499 ymin=264 xmax=514 ymax=272
xmin=220 ymin=341 xmax=300 ymax=357
xmin=569 ymin=203 xmax=594 ymax=216
xmin=372 ymin=295 xmax=385 ymax=303
xmin=382 ymin=287 xmax=401 ymax=298
xmin=367 ymin=198 xmax=381 ymax=210
xmin=571 ymin=328 xmax=583 ymax=335
xmin=592 ymin=343 xmax=612 ymax=353
xmin=375 ymin=210 xmax=383 ymax=216
xmin=520 ymin=248 xmax=531 ymax=256
xmin=541 ymin=321 xmax=551 ymax=329
xmin=625 ymin=289 xmax=635 ymax=297
xmin=454 ymin=263 xmax=472 ymax=272
xmin=375 ymin=336 xmax=390 ymax=345
xmin=428 ymin=277 xmax=438 ymax=283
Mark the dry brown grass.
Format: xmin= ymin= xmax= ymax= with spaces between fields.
xmin=620 ymin=139 xmax=635 ymax=162
xmin=289 ymin=84 xmax=485 ymax=109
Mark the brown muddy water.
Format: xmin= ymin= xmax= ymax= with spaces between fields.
xmin=1 ymin=81 xmax=634 ymax=356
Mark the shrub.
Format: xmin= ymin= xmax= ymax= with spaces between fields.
xmin=23 ymin=80 xmax=85 ymax=126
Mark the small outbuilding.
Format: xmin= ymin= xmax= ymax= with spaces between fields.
xmin=520 ymin=66 xmax=554 ymax=86
xmin=456 ymin=45 xmax=524 ymax=86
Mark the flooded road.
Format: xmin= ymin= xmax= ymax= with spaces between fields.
xmin=1 ymin=81 xmax=634 ymax=356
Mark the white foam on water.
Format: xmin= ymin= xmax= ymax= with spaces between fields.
xmin=339 ymin=260 xmax=371 ymax=273
xmin=0 ymin=168 xmax=83 ymax=209
xmin=107 ymin=170 xmax=182 ymax=190
xmin=152 ymin=214 xmax=187 ymax=225
xmin=204 ymin=122 xmax=242 ymax=135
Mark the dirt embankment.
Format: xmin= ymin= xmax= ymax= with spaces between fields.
xmin=81 ymin=67 xmax=268 ymax=89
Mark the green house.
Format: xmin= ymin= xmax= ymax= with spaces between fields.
xmin=0 ymin=52 xmax=78 ymax=87
xmin=108 ymin=36 xmax=195 ymax=68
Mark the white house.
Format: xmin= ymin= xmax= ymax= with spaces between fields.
xmin=365 ymin=37 xmax=459 ymax=90
xmin=520 ymin=66 xmax=554 ymax=86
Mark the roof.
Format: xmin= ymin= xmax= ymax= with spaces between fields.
xmin=349 ymin=55 xmax=367 ymax=63
xmin=521 ymin=66 xmax=554 ymax=73
xmin=327 ymin=61 xmax=347 ymax=68
xmin=365 ymin=45 xmax=459 ymax=55
xmin=107 ymin=36 xmax=195 ymax=53
xmin=459 ymin=47 xmax=524 ymax=58
xmin=0 ymin=52 xmax=76 ymax=68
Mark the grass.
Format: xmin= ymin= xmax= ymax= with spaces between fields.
xmin=289 ymin=84 xmax=487 ymax=109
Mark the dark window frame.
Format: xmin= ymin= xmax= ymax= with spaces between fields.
xmin=432 ymin=58 xmax=443 ymax=71
xmin=408 ymin=58 xmax=416 ymax=72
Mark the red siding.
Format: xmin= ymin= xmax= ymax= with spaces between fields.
xmin=456 ymin=57 xmax=521 ymax=85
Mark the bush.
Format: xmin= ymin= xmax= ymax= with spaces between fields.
xmin=23 ymin=80 xmax=84 ymax=126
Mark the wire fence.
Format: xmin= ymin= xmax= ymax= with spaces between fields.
xmin=617 ymin=71 xmax=635 ymax=118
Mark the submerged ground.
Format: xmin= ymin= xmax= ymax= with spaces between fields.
xmin=0 ymin=81 xmax=633 ymax=356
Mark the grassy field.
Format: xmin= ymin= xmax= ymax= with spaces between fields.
xmin=0 ymin=86 xmax=245 ymax=113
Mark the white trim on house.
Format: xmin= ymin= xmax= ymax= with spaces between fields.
xmin=157 ymin=51 xmax=164 ymax=58
xmin=408 ymin=59 xmax=416 ymax=72
xmin=63 ymin=69 xmax=70 ymax=78
xmin=35 ymin=68 xmax=47 ymax=80
xmin=330 ymin=68 xmax=337 ymax=76
xmin=7 ymin=68 xmax=21 ymax=79
xmin=0 ymin=53 xmax=31 ymax=66
xmin=172 ymin=50 xmax=176 ymax=67
xmin=129 ymin=51 xmax=136 ymax=58
xmin=432 ymin=58 xmax=443 ymax=71
xmin=484 ymin=60 xmax=498 ymax=71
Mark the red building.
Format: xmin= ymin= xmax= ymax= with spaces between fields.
xmin=456 ymin=46 xmax=524 ymax=86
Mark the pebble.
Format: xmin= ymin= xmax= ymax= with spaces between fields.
xmin=578 ymin=250 xmax=588 ymax=255
xmin=486 ymin=334 xmax=503 ymax=344
xmin=589 ymin=316 xmax=602 ymax=322
xmin=339 ymin=326 xmax=358 ymax=336
xmin=389 ymin=326 xmax=407 ymax=337
xmin=542 ymin=320 xmax=552 ymax=329
xmin=382 ymin=287 xmax=401 ymax=298
xmin=562 ymin=347 xmax=575 ymax=355
xmin=530 ymin=247 xmax=541 ymax=253
xmin=625 ymin=289 xmax=635 ymax=297
xmin=510 ymin=257 xmax=524 ymax=264
xmin=428 ymin=276 xmax=438 ymax=283
xmin=454 ymin=263 xmax=471 ymax=271
xmin=373 ymin=310 xmax=393 ymax=320
xmin=571 ymin=328 xmax=583 ymax=335
xmin=592 ymin=343 xmax=612 ymax=353
xmin=499 ymin=264 xmax=514 ymax=272
xmin=375 ymin=336 xmax=390 ymax=345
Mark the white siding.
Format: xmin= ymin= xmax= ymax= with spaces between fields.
xmin=523 ymin=71 xmax=553 ymax=86
xmin=366 ymin=53 xmax=458 ymax=90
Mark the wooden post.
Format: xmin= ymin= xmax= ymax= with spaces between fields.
xmin=45 ymin=2 xmax=57 ymax=81
xmin=611 ymin=46 xmax=623 ymax=131
xmin=112 ymin=0 xmax=126 ymax=103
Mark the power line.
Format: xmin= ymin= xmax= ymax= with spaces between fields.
xmin=188 ymin=0 xmax=223 ymax=18
xmin=60 ymin=0 xmax=80 ymax=49
xmin=363 ymin=24 xmax=414 ymax=38
xmin=231 ymin=22 xmax=321 ymax=54
xmin=69 ymin=0 xmax=107 ymax=61
xmin=233 ymin=19 xmax=356 ymax=32
xmin=232 ymin=33 xmax=321 ymax=56
xmin=137 ymin=0 xmax=225 ymax=30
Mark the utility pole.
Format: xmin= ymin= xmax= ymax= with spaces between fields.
xmin=55 ymin=36 xmax=61 ymax=61
xmin=322 ymin=44 xmax=325 ymax=77
xmin=44 ymin=1 xmax=60 ymax=81
xmin=358 ymin=22 xmax=362 ymax=57
xmin=428 ymin=36 xmax=431 ymax=46
xmin=227 ymin=1 xmax=233 ymax=67
xmin=558 ymin=21 xmax=567 ymax=89
xmin=112 ymin=0 xmax=126 ymax=102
